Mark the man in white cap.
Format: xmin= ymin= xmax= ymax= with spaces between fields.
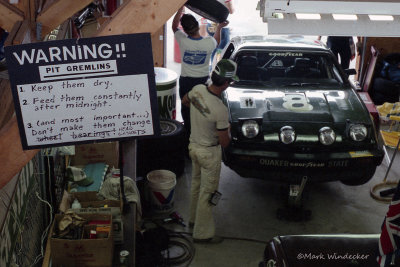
xmin=172 ymin=6 xmax=229 ymax=157
xmin=182 ymin=59 xmax=239 ymax=244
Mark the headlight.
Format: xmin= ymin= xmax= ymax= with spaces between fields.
xmin=280 ymin=126 xmax=296 ymax=144
xmin=319 ymin=127 xmax=336 ymax=145
xmin=241 ymin=120 xmax=259 ymax=138
xmin=349 ymin=124 xmax=367 ymax=141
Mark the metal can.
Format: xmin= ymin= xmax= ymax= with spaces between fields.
xmin=120 ymin=250 xmax=129 ymax=265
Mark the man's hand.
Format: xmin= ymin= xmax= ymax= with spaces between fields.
xmin=172 ymin=6 xmax=185 ymax=33
xmin=182 ymin=93 xmax=190 ymax=107
xmin=217 ymin=20 xmax=229 ymax=29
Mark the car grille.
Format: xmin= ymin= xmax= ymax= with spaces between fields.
xmin=233 ymin=133 xmax=375 ymax=153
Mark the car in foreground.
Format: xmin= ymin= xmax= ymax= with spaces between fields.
xmin=219 ymin=35 xmax=384 ymax=185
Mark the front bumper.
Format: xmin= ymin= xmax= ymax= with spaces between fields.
xmin=223 ymin=146 xmax=384 ymax=184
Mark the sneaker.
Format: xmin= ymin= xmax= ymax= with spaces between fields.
xmin=193 ymin=236 xmax=224 ymax=244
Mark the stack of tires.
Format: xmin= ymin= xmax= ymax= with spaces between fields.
xmin=371 ymin=53 xmax=400 ymax=105
xmin=137 ymin=119 xmax=186 ymax=179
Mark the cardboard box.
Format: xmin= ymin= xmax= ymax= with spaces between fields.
xmin=59 ymin=191 xmax=124 ymax=243
xmin=72 ymin=142 xmax=119 ymax=168
xmin=64 ymin=191 xmax=122 ymax=211
xmin=50 ymin=213 xmax=113 ymax=267
xmin=72 ymin=207 xmax=123 ymax=244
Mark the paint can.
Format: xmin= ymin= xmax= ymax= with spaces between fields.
xmin=120 ymin=250 xmax=129 ymax=266
xmin=146 ymin=169 xmax=176 ymax=214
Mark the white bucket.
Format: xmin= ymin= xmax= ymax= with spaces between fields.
xmin=154 ymin=67 xmax=177 ymax=120
xmin=147 ymin=169 xmax=177 ymax=214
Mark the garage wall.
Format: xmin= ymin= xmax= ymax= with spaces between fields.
xmin=356 ymin=37 xmax=400 ymax=81
xmin=0 ymin=156 xmax=49 ymax=266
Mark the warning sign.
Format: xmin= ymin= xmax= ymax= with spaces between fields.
xmin=5 ymin=33 xmax=160 ymax=150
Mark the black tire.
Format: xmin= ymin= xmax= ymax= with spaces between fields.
xmin=185 ymin=0 xmax=229 ymax=23
xmin=340 ymin=166 xmax=377 ymax=186
xmin=372 ymin=77 xmax=400 ymax=97
xmin=372 ymin=91 xmax=399 ymax=106
xmin=159 ymin=118 xmax=184 ymax=138
xmin=138 ymin=119 xmax=185 ymax=154
xmin=137 ymin=119 xmax=186 ymax=178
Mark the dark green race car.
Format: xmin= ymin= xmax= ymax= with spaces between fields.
xmin=219 ymin=35 xmax=384 ymax=185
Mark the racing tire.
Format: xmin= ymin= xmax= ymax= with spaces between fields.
xmin=137 ymin=119 xmax=186 ymax=178
xmin=371 ymin=91 xmax=399 ymax=106
xmin=138 ymin=119 xmax=185 ymax=154
xmin=340 ymin=166 xmax=377 ymax=186
xmin=185 ymin=0 xmax=229 ymax=23
xmin=371 ymin=77 xmax=400 ymax=98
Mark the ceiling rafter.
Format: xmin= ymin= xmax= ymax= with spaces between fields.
xmin=0 ymin=1 xmax=24 ymax=31
xmin=37 ymin=0 xmax=94 ymax=37
xmin=95 ymin=0 xmax=187 ymax=36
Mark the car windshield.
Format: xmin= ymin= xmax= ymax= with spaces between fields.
xmin=233 ymin=51 xmax=345 ymax=88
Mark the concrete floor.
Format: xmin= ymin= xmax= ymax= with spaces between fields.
xmin=146 ymin=128 xmax=400 ymax=266
xmin=164 ymin=153 xmax=398 ymax=267
xmin=156 ymin=3 xmax=399 ymax=266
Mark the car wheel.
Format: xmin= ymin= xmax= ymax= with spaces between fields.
xmin=137 ymin=119 xmax=185 ymax=177
xmin=139 ymin=119 xmax=185 ymax=153
xmin=372 ymin=91 xmax=399 ymax=106
xmin=340 ymin=166 xmax=376 ymax=186
xmin=372 ymin=77 xmax=400 ymax=97
xmin=185 ymin=0 xmax=229 ymax=23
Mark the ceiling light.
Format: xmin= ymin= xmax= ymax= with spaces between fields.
xmin=332 ymin=14 xmax=357 ymax=20
xmin=295 ymin=13 xmax=321 ymax=20
xmin=368 ymin=15 xmax=394 ymax=21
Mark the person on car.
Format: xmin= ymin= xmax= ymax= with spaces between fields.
xmin=181 ymin=59 xmax=239 ymax=243
xmin=172 ymin=6 xmax=229 ymax=157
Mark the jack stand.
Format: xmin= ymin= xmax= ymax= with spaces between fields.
xmin=277 ymin=176 xmax=312 ymax=221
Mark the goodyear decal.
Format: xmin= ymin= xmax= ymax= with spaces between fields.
xmin=259 ymin=159 xmax=350 ymax=168
xmin=269 ymin=52 xmax=303 ymax=57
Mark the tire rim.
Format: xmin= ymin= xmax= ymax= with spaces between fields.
xmin=160 ymin=120 xmax=177 ymax=135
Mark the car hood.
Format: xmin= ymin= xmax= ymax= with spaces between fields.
xmin=224 ymin=86 xmax=370 ymax=125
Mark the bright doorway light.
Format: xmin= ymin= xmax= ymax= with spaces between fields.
xmin=333 ymin=14 xmax=357 ymax=20
xmin=295 ymin=13 xmax=321 ymax=20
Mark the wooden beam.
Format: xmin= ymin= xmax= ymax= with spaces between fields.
xmin=55 ymin=19 xmax=70 ymax=40
xmin=151 ymin=26 xmax=165 ymax=67
xmin=0 ymin=18 xmax=38 ymax=189
xmin=0 ymin=1 xmax=24 ymax=31
xmin=14 ymin=0 xmax=36 ymax=21
xmin=0 ymin=116 xmax=39 ymax=189
xmin=0 ymin=79 xmax=14 ymax=130
xmin=36 ymin=0 xmax=93 ymax=38
xmin=13 ymin=20 xmax=32 ymax=44
xmin=4 ymin=20 xmax=22 ymax=47
xmin=95 ymin=0 xmax=187 ymax=36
